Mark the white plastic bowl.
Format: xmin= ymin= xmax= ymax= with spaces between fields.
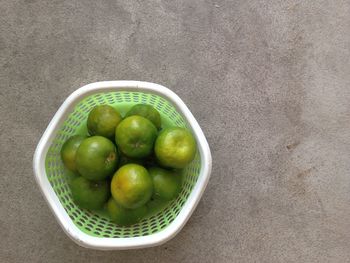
xmin=33 ymin=81 xmax=212 ymax=250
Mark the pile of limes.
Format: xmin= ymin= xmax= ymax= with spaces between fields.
xmin=60 ymin=104 xmax=196 ymax=226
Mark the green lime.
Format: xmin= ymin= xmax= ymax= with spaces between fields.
xmin=125 ymin=104 xmax=161 ymax=129
xmin=76 ymin=136 xmax=118 ymax=181
xmin=70 ymin=176 xmax=110 ymax=210
xmin=87 ymin=105 xmax=122 ymax=140
xmin=155 ymin=127 xmax=196 ymax=169
xmin=115 ymin=116 xmax=157 ymax=159
xmin=111 ymin=164 xmax=153 ymax=209
xmin=107 ymin=198 xmax=147 ymax=226
xmin=149 ymin=167 xmax=182 ymax=201
xmin=60 ymin=135 xmax=85 ymax=172
xmin=146 ymin=198 xmax=169 ymax=215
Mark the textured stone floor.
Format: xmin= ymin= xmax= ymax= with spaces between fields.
xmin=1 ymin=1 xmax=350 ymax=262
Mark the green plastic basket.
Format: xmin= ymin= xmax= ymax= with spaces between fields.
xmin=33 ymin=81 xmax=212 ymax=249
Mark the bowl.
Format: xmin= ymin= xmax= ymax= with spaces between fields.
xmin=33 ymin=81 xmax=212 ymax=250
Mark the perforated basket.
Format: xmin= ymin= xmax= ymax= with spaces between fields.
xmin=33 ymin=81 xmax=212 ymax=250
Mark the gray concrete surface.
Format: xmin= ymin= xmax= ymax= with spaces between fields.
xmin=1 ymin=0 xmax=350 ymax=262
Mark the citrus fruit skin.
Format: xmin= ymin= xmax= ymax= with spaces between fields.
xmin=115 ymin=116 xmax=157 ymax=159
xmin=60 ymin=135 xmax=85 ymax=172
xmin=107 ymin=198 xmax=147 ymax=226
xmin=76 ymin=136 xmax=118 ymax=181
xmin=146 ymin=198 xmax=169 ymax=216
xmin=70 ymin=176 xmax=110 ymax=210
xmin=149 ymin=167 xmax=182 ymax=201
xmin=155 ymin=127 xmax=196 ymax=169
xmin=111 ymin=164 xmax=153 ymax=209
xmin=87 ymin=105 xmax=122 ymax=140
xmin=125 ymin=104 xmax=161 ymax=129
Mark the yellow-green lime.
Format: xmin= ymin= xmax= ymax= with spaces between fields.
xmin=60 ymin=135 xmax=85 ymax=172
xmin=155 ymin=127 xmax=196 ymax=169
xmin=111 ymin=164 xmax=153 ymax=209
xmin=115 ymin=116 xmax=157 ymax=159
xmin=87 ymin=105 xmax=122 ymax=140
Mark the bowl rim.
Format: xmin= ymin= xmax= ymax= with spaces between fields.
xmin=33 ymin=81 xmax=212 ymax=250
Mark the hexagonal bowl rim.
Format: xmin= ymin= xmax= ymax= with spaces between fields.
xmin=33 ymin=81 xmax=212 ymax=250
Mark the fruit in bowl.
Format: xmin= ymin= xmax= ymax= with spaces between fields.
xmin=149 ymin=167 xmax=182 ymax=201
xmin=60 ymin=103 xmax=197 ymax=226
xmin=75 ymin=136 xmax=118 ymax=181
xmin=155 ymin=127 xmax=196 ymax=169
xmin=111 ymin=164 xmax=153 ymax=209
xmin=107 ymin=198 xmax=148 ymax=226
xmin=87 ymin=105 xmax=122 ymax=140
xmin=115 ymin=116 xmax=157 ymax=159
xmin=70 ymin=176 xmax=110 ymax=210
xmin=60 ymin=135 xmax=85 ymax=172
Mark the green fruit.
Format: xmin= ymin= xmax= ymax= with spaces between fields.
xmin=125 ymin=104 xmax=161 ymax=129
xmin=76 ymin=136 xmax=118 ymax=181
xmin=87 ymin=105 xmax=122 ymax=140
xmin=149 ymin=167 xmax=182 ymax=201
xmin=107 ymin=198 xmax=147 ymax=226
xmin=60 ymin=135 xmax=85 ymax=172
xmin=111 ymin=164 xmax=153 ymax=209
xmin=155 ymin=127 xmax=196 ymax=169
xmin=115 ymin=116 xmax=157 ymax=159
xmin=70 ymin=176 xmax=110 ymax=210
xmin=146 ymin=198 xmax=169 ymax=215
